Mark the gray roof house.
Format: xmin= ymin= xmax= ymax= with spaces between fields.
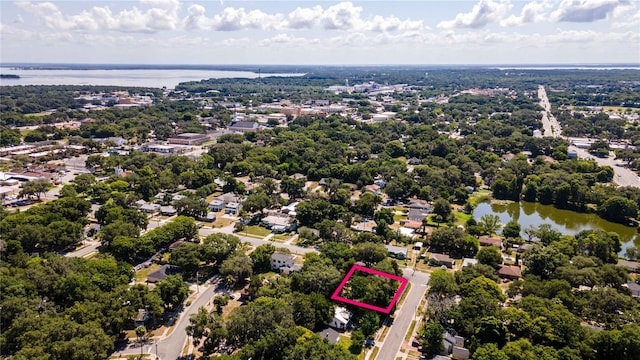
xmin=430 ymin=253 xmax=455 ymax=268
xmin=229 ymin=121 xmax=259 ymax=132
xmin=385 ymin=244 xmax=408 ymax=259
xmin=225 ymin=202 xmax=242 ymax=215
xmin=140 ymin=203 xmax=160 ymax=213
xmin=209 ymin=199 xmax=226 ymax=212
xmin=160 ymin=205 xmax=177 ymax=216
xmin=271 ymin=252 xmax=295 ymax=270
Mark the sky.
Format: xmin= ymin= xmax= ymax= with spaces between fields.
xmin=1 ymin=0 xmax=639 ymax=65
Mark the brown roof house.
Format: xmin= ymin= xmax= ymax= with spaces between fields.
xmin=478 ymin=236 xmax=503 ymax=249
xmin=430 ymin=253 xmax=455 ymax=268
xmin=497 ymin=265 xmax=521 ymax=280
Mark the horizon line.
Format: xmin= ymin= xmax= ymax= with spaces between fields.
xmin=2 ymin=62 xmax=639 ymax=67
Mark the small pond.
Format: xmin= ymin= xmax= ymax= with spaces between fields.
xmin=472 ymin=201 xmax=639 ymax=255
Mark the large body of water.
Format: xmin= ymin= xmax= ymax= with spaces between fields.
xmin=473 ymin=201 xmax=639 ymax=255
xmin=0 ymin=68 xmax=304 ymax=88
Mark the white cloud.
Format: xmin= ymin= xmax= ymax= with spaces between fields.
xmin=611 ymin=9 xmax=640 ymax=28
xmin=320 ymin=2 xmax=363 ymax=30
xmin=501 ymin=0 xmax=553 ymax=26
xmin=0 ymin=23 xmax=33 ymax=40
xmin=219 ymin=37 xmax=250 ymax=46
xmin=551 ymin=0 xmax=629 ymax=22
xmin=285 ymin=5 xmax=324 ymax=29
xmin=438 ymin=0 xmax=513 ymax=29
xmin=259 ymin=33 xmax=319 ymax=47
xmin=16 ymin=0 xmax=181 ymax=33
xmin=183 ymin=4 xmax=209 ymax=30
xmin=210 ymin=7 xmax=283 ymax=31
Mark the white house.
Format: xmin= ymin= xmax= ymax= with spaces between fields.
xmin=271 ymin=252 xmax=295 ymax=270
xmin=209 ymin=199 xmax=225 ymax=212
xmin=326 ymin=307 xmax=352 ymax=330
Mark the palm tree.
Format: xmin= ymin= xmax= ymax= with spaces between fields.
xmin=479 ymin=214 xmax=501 ymax=236
xmin=135 ymin=325 xmax=147 ymax=356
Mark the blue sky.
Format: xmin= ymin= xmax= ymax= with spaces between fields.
xmin=1 ymin=0 xmax=638 ymax=65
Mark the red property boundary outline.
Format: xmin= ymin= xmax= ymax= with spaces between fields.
xmin=330 ymin=264 xmax=409 ymax=314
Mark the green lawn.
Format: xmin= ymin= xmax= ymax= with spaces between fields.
xmin=337 ymin=334 xmax=351 ymax=350
xmin=394 ymin=214 xmax=408 ymax=222
xmin=468 ymin=190 xmax=491 ymax=207
xmin=455 ymin=211 xmax=472 ymax=225
xmin=243 ymin=225 xmax=272 ymax=237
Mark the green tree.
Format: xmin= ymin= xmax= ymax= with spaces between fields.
xmin=250 ymin=244 xmax=277 ymax=273
xmin=477 ymin=246 xmax=503 ymax=268
xmin=220 ymin=253 xmax=253 ymax=285
xmin=355 ymin=192 xmax=381 ymax=218
xmin=428 ymin=269 xmax=459 ymax=296
xmin=419 ymin=320 xmax=444 ymax=356
xmin=478 ymin=214 xmax=501 ymax=236
xmin=472 ymin=343 xmax=508 ymax=360
xmin=72 ymin=173 xmax=96 ymax=193
xmin=352 ymin=242 xmax=388 ymax=267
xmin=432 ymin=197 xmax=452 ymax=223
xmin=473 ymin=316 xmax=508 ymax=348
xmin=502 ymin=220 xmax=521 ymax=239
xmin=18 ymin=179 xmax=52 ymax=200
xmin=349 ymin=330 xmax=365 ymax=354
xmin=598 ymin=196 xmax=638 ymax=224
xmin=155 ymin=274 xmax=189 ymax=310
xmin=358 ymin=311 xmax=380 ymax=338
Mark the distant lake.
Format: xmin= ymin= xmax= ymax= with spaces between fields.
xmin=473 ymin=201 xmax=639 ymax=256
xmin=0 ymin=68 xmax=304 ymax=88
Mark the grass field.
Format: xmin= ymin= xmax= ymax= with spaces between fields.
xmin=468 ymin=189 xmax=491 ymax=207
xmin=243 ymin=225 xmax=272 ymax=237
xmin=134 ymin=264 xmax=161 ymax=282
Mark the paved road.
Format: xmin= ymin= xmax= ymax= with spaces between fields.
xmin=155 ymin=283 xmax=220 ymax=360
xmin=570 ymin=146 xmax=640 ymax=188
xmin=538 ymin=85 xmax=562 ymax=138
xmin=199 ymin=225 xmax=314 ymax=255
xmin=375 ymin=268 xmax=429 ymax=360
xmin=64 ymin=240 xmax=101 ymax=258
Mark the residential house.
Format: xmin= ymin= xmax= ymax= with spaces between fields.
xmin=407 ymin=157 xmax=422 ymax=165
xmin=209 ymin=199 xmax=226 ymax=212
xmin=407 ymin=208 xmax=431 ymax=222
xmin=407 ymin=199 xmax=432 ymax=222
xmin=133 ymin=309 xmax=150 ymax=327
xmin=430 ymin=253 xmax=455 ymax=268
xmin=385 ymin=244 xmax=408 ymax=260
xmin=280 ymin=201 xmax=299 ymax=216
xmin=326 ymin=307 xmax=352 ymax=330
xmin=352 ymin=220 xmax=376 ymax=233
xmin=229 ymin=121 xmax=259 ymax=133
xmin=625 ymin=281 xmax=640 ymax=297
xmin=363 ymin=184 xmax=381 ymax=195
xmin=498 ymin=265 xmax=521 ymax=280
xmin=271 ymin=252 xmax=295 ymax=271
xmin=442 ymin=330 xmax=467 ymax=359
xmin=319 ymin=328 xmax=340 ymax=345
xmin=262 ymin=215 xmax=296 ymax=233
xmin=198 ymin=212 xmax=216 ymax=222
xmin=617 ymin=260 xmax=639 ymax=273
xmin=225 ymin=202 xmax=242 ymax=215
xmin=167 ymin=132 xmax=209 ymax=145
xmin=160 ymin=206 xmax=177 ymax=216
xmin=478 ymin=236 xmax=503 ymax=249
xmin=462 ymin=258 xmax=478 ymax=267
xmin=146 ymin=265 xmax=178 ymax=283
xmin=140 ymin=203 xmax=160 ymax=214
